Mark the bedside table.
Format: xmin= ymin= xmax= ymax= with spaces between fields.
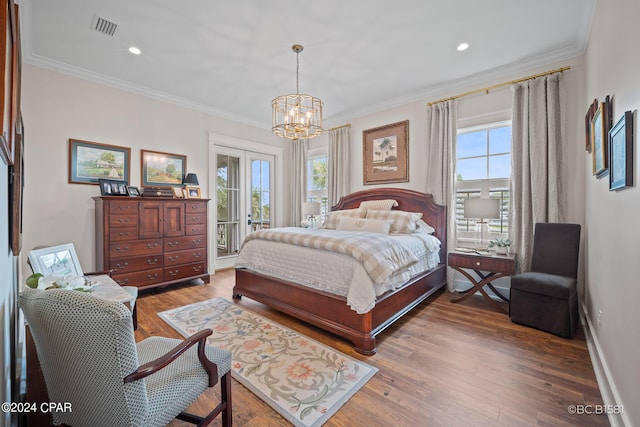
xmin=448 ymin=251 xmax=517 ymax=313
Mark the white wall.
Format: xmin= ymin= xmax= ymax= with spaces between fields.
xmin=583 ymin=0 xmax=640 ymax=425
xmin=20 ymin=64 xmax=282 ymax=277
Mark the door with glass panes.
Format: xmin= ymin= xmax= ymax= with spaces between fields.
xmin=215 ymin=147 xmax=273 ymax=269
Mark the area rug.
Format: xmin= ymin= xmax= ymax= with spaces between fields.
xmin=158 ymin=298 xmax=378 ymax=427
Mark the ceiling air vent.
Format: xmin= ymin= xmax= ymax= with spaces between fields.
xmin=91 ymin=14 xmax=118 ymax=36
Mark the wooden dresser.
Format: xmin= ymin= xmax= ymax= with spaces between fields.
xmin=94 ymin=196 xmax=210 ymax=289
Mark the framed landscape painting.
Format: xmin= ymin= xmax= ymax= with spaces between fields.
xmin=141 ymin=149 xmax=186 ymax=186
xmin=363 ymin=120 xmax=409 ymax=185
xmin=69 ymin=139 xmax=131 ymax=184
xmin=609 ymin=111 xmax=633 ymax=191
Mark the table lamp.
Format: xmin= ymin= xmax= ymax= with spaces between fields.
xmin=183 ymin=173 xmax=199 ymax=186
xmin=302 ymin=202 xmax=321 ymax=228
xmin=463 ymin=198 xmax=500 ymax=250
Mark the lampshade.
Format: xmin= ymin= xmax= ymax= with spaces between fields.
xmin=183 ymin=173 xmax=199 ymax=185
xmin=463 ymin=198 xmax=500 ymax=220
xmin=272 ymin=44 xmax=323 ymax=140
xmin=302 ymin=202 xmax=321 ymax=216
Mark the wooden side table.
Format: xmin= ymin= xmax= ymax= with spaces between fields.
xmin=448 ymin=251 xmax=517 ymax=313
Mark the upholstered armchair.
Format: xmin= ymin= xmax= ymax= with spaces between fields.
xmin=19 ymin=288 xmax=232 ymax=427
xmin=510 ymin=223 xmax=582 ymax=337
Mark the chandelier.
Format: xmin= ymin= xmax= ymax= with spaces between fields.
xmin=272 ymin=44 xmax=323 ymax=140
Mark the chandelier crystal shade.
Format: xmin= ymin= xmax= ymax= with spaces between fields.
xmin=272 ymin=44 xmax=323 ymax=140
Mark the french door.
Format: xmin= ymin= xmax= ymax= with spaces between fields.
xmin=214 ymin=147 xmax=274 ymax=269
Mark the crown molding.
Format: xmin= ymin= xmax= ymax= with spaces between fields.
xmin=23 ymin=53 xmax=268 ymax=130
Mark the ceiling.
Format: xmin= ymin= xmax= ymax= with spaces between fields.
xmin=21 ymin=0 xmax=595 ymax=130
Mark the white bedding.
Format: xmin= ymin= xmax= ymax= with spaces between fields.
xmin=234 ymin=230 xmax=441 ymax=314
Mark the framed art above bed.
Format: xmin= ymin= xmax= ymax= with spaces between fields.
xmin=363 ymin=121 xmax=409 ymax=185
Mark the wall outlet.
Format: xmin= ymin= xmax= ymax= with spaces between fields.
xmin=597 ymin=309 xmax=603 ymax=326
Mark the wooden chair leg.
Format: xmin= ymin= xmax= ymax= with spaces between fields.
xmin=132 ymin=304 xmax=138 ymax=330
xmin=221 ymin=372 xmax=232 ymax=427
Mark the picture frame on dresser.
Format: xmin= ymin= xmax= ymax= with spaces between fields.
xmin=99 ymin=178 xmax=129 ymax=196
xmin=609 ymin=111 xmax=634 ymax=191
xmin=69 ymin=139 xmax=131 ymax=184
xmin=185 ymin=187 xmax=201 ymax=199
xmin=141 ymin=149 xmax=186 ymax=187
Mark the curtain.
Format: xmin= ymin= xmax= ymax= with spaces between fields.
xmin=288 ymin=139 xmax=308 ymax=227
xmin=425 ymin=100 xmax=458 ymax=291
xmin=510 ymin=73 xmax=566 ymax=271
xmin=328 ymin=126 xmax=351 ymax=208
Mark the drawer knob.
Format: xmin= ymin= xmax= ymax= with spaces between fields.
xmin=119 ymin=232 xmax=130 ymax=237
xmin=118 ymin=205 xmax=130 ymax=210
xmin=147 ymin=243 xmax=159 ymax=248
xmin=147 ymin=258 xmax=159 ymax=265
xmin=192 ymin=253 xmax=201 ymax=258
xmin=116 ymin=262 xmax=129 ymax=268
xmin=116 ymin=246 xmax=129 ymax=252
xmin=169 ymin=256 xmax=179 ymax=261
xmin=169 ymin=241 xmax=179 ymax=247
xmin=147 ymin=273 xmax=158 ymax=280
xmin=169 ymin=270 xmax=178 ymax=277
xmin=476 ymin=261 xmax=481 ymax=266
xmin=192 ymin=239 xmax=201 ymax=244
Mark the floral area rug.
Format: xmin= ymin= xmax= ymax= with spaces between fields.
xmin=158 ymin=298 xmax=378 ymax=427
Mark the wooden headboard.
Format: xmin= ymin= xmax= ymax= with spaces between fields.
xmin=332 ymin=188 xmax=447 ymax=263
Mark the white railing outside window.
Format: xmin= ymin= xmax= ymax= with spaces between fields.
xmin=456 ymin=121 xmax=511 ymax=244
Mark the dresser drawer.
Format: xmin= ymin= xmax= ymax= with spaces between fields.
xmin=109 ymin=200 xmax=138 ymax=214
xmin=109 ymin=254 xmax=163 ymax=274
xmin=110 ymin=239 xmax=163 ymax=258
xmin=164 ymin=248 xmax=206 ymax=267
xmin=164 ymin=235 xmax=206 ymax=252
xmin=112 ymin=268 xmax=164 ymax=288
xmin=109 ymin=214 xmax=138 ymax=228
xmin=109 ymin=227 xmax=138 ymax=242
xmin=164 ymin=262 xmax=207 ymax=281
xmin=186 ymin=224 xmax=206 ymax=236
xmin=185 ymin=202 xmax=206 ymax=214
xmin=185 ymin=212 xmax=206 ymax=225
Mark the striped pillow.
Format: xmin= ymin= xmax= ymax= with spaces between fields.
xmin=321 ymin=208 xmax=366 ymax=229
xmin=358 ymin=199 xmax=398 ymax=211
xmin=365 ymin=209 xmax=423 ymax=234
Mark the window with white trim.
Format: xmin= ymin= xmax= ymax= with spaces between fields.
xmin=456 ymin=121 xmax=511 ymax=242
xmin=307 ymin=154 xmax=328 ymax=218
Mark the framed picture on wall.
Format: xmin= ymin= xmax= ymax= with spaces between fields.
xmin=69 ymin=139 xmax=131 ymax=184
xmin=363 ymin=120 xmax=409 ymax=185
xmin=609 ymin=111 xmax=633 ymax=191
xmin=591 ymin=102 xmax=608 ymax=177
xmin=141 ymin=149 xmax=186 ymax=187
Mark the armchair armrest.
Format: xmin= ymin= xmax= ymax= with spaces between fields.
xmin=124 ymin=329 xmax=219 ymax=386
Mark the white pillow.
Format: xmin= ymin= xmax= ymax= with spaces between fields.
xmin=365 ymin=209 xmax=423 ymax=234
xmin=320 ymin=208 xmax=366 ymax=229
xmin=416 ymin=219 xmax=436 ymax=234
xmin=336 ymin=217 xmax=393 ymax=234
xmin=358 ymin=199 xmax=398 ymax=211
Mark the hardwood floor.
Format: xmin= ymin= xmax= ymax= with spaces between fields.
xmin=135 ymin=270 xmax=608 ymax=427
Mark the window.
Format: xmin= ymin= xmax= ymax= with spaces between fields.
xmin=456 ymin=122 xmax=511 ymax=240
xmin=307 ymin=155 xmax=328 ymax=217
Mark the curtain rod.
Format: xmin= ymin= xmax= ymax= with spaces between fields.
xmin=426 ymin=66 xmax=571 ymax=107
xmin=326 ymin=123 xmax=351 ymax=132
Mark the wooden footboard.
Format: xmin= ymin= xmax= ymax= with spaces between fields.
xmin=234 ymin=264 xmax=446 ymax=355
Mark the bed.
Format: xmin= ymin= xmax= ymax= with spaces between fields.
xmin=233 ymin=188 xmax=447 ymax=355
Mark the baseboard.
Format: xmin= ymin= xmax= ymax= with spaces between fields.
xmin=580 ymin=302 xmax=629 ymax=427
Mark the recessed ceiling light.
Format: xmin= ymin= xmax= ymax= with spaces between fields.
xmin=128 ymin=46 xmax=141 ymax=55
xmin=457 ymin=42 xmax=469 ymax=51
